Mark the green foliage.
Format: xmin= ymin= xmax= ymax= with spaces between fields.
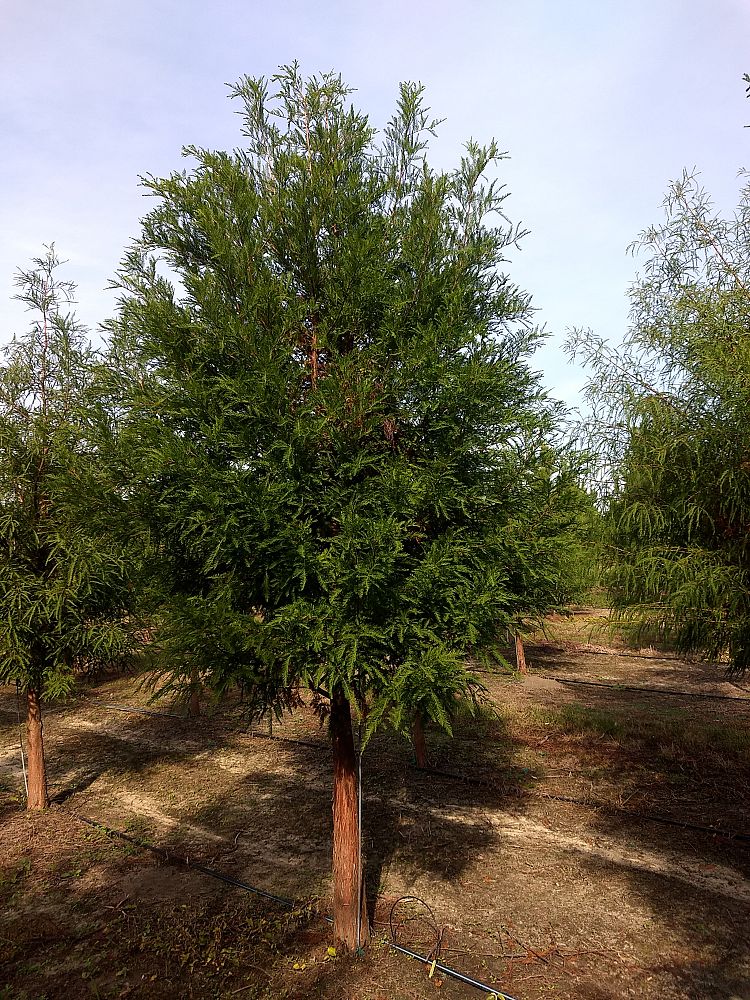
xmin=570 ymin=171 xmax=750 ymax=671
xmin=541 ymin=485 xmax=604 ymax=605
xmin=532 ymin=703 xmax=624 ymax=740
xmin=0 ymin=248 xmax=136 ymax=698
xmin=108 ymin=65 xmax=587 ymax=734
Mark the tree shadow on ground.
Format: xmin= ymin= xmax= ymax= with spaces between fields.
xmin=4 ymin=672 xmax=749 ymax=1000
xmin=1 ymin=803 xmax=472 ymax=1000
xmin=167 ymin=708 xmax=530 ymax=921
xmin=526 ymin=678 xmax=750 ymax=842
xmin=664 ymin=955 xmax=750 ymax=1000
xmin=527 ymin=640 xmax=749 ymax=693
xmin=99 ymin=696 xmax=750 ymax=1000
xmin=0 ymin=688 xmax=245 ymax=816
xmin=483 ymin=648 xmax=750 ymax=840
xmin=482 ymin=656 xmax=750 ymax=997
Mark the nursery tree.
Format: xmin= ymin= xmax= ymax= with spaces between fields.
xmin=0 ymin=249 xmax=134 ymax=808
xmin=109 ymin=65 xmax=587 ymax=947
xmin=570 ymin=171 xmax=750 ymax=671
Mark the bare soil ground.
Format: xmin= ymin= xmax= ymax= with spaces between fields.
xmin=1 ymin=610 xmax=749 ymax=1000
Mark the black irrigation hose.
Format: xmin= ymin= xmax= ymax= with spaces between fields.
xmin=249 ymin=731 xmax=750 ymax=844
xmin=534 ymin=792 xmax=750 ymax=844
xmin=78 ymin=699 xmax=750 ymax=845
xmin=69 ymin=813 xmax=515 ymax=999
xmin=387 ymin=940 xmax=516 ymax=999
xmin=415 ymin=763 xmax=750 ymax=844
xmin=246 ymin=734 xmax=750 ymax=845
xmin=52 ymin=673 xmax=750 ymax=717
xmin=242 ymin=735 xmax=750 ymax=845
xmin=248 ymin=730 xmax=327 ymax=752
xmin=412 ymin=764 xmax=750 ymax=846
xmin=73 ymin=813 xmax=298 ymax=908
xmin=472 ymin=666 xmax=750 ymax=702
xmin=537 ymin=675 xmax=750 ymax=703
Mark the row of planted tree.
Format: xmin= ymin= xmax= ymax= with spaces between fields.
xmin=2 ymin=65 xmax=749 ymax=948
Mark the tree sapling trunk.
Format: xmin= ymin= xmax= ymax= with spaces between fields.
xmin=26 ymin=688 xmax=49 ymax=809
xmin=412 ymin=713 xmax=428 ymax=769
xmin=330 ymin=686 xmax=369 ymax=950
xmin=188 ymin=664 xmax=201 ymax=719
xmin=515 ymin=634 xmax=528 ymax=675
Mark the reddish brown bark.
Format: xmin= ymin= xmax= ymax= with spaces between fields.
xmin=188 ymin=688 xmax=201 ymax=718
xmin=412 ymin=714 xmax=428 ymax=769
xmin=310 ymin=327 xmax=319 ymax=387
xmin=26 ymin=688 xmax=49 ymax=810
xmin=515 ymin=634 xmax=528 ymax=675
xmin=330 ymin=687 xmax=369 ymax=950
xmin=188 ymin=665 xmax=201 ymax=719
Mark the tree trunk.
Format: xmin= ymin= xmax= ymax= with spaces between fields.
xmin=188 ymin=665 xmax=201 ymax=718
xmin=26 ymin=688 xmax=49 ymax=809
xmin=330 ymin=687 xmax=369 ymax=950
xmin=515 ymin=634 xmax=528 ymax=675
xmin=188 ymin=688 xmax=201 ymax=718
xmin=412 ymin=714 xmax=428 ymax=769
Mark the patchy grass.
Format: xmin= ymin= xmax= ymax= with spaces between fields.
xmin=531 ymin=703 xmax=624 ymax=741
xmin=0 ymin=857 xmax=32 ymax=903
xmin=528 ymin=603 xmax=684 ymax=654
xmin=529 ymin=702 xmax=750 ymax=759
xmin=578 ymin=588 xmax=611 ymax=610
xmin=529 ymin=610 xmax=611 ymax=646
xmin=112 ymin=896 xmax=318 ymax=989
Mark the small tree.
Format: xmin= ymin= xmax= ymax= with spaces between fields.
xmin=109 ymin=66 xmax=586 ymax=947
xmin=0 ymin=249 xmax=134 ymax=808
xmin=569 ymin=171 xmax=750 ymax=671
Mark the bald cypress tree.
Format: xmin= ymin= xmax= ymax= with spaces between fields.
xmin=109 ymin=65 xmax=585 ymax=947
xmin=570 ymin=171 xmax=750 ymax=671
xmin=0 ymin=249 xmax=135 ymax=808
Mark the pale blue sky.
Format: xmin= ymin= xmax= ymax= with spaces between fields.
xmin=1 ymin=0 xmax=748 ymax=407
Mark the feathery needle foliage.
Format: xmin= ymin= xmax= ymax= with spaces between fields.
xmin=107 ymin=64 xmax=587 ymax=944
xmin=569 ymin=170 xmax=750 ymax=671
xmin=0 ymin=248 xmax=137 ymax=807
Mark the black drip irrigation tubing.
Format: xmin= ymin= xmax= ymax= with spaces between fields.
xmin=243 ymin=735 xmax=750 ymax=845
xmin=247 ymin=736 xmax=750 ymax=845
xmin=73 ymin=813 xmax=294 ymax=907
xmin=248 ymin=730 xmax=327 ymax=753
xmin=471 ymin=666 xmax=750 ymax=702
xmin=532 ymin=792 xmax=750 ymax=843
xmin=386 ymin=940 xmax=517 ymax=998
xmin=417 ymin=765 xmax=750 ymax=845
xmin=69 ymin=812 xmax=516 ymax=1000
xmin=55 ymin=676 xmax=750 ymax=716
xmin=537 ymin=675 xmax=750 ymax=703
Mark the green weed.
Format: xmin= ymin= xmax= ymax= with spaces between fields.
xmin=530 ymin=703 xmax=749 ymax=759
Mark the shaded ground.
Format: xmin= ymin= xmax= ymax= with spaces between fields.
xmin=1 ymin=610 xmax=749 ymax=999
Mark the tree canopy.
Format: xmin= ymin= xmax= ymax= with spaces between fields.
xmin=0 ymin=249 xmax=135 ymax=696
xmin=108 ymin=64 xmax=585 ymax=725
